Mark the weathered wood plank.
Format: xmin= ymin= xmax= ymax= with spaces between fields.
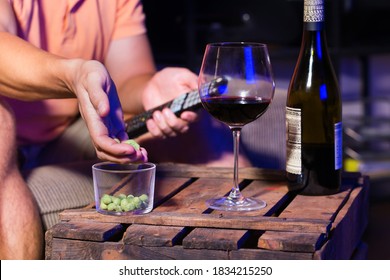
xmin=258 ymin=231 xmax=325 ymax=252
xmin=49 ymin=238 xmax=230 ymax=260
xmin=313 ymin=177 xmax=369 ymax=259
xmin=44 ymin=228 xmax=54 ymax=260
xmin=48 ymin=238 xmax=123 ymax=260
xmin=48 ymin=238 xmax=313 ymax=260
xmin=183 ymin=228 xmax=248 ymax=250
xmin=48 ymin=221 xmax=124 ymax=241
xmin=119 ymin=244 xmax=231 ymax=260
xmin=211 ymin=180 xmax=291 ymax=217
xmin=60 ymin=176 xmax=328 ymax=233
xmin=183 ymin=180 xmax=291 ymax=250
xmin=279 ymin=188 xmax=353 ymax=221
xmin=59 ymin=209 xmax=330 ymax=233
xmin=156 ymin=163 xmax=285 ymax=181
xmin=154 ymin=177 xmax=233 ymax=213
xmin=123 ymin=224 xmax=188 ymax=247
xmin=230 ymin=247 xmax=313 ymax=260
xmin=122 ymin=177 xmax=235 ymax=249
xmin=153 ymin=176 xmax=194 ymax=207
xmin=253 ymin=176 xmax=359 ymax=255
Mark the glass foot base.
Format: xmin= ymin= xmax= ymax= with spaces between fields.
xmin=206 ymin=196 xmax=266 ymax=211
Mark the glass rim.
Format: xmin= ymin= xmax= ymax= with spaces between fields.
xmin=92 ymin=161 xmax=156 ymax=173
xmin=206 ymin=42 xmax=268 ymax=48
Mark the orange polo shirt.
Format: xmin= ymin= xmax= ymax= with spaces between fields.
xmin=6 ymin=0 xmax=146 ymax=145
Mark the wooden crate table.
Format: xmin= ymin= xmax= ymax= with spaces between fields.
xmin=45 ymin=164 xmax=369 ymax=260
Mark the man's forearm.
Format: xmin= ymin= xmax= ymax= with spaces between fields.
xmin=0 ymin=32 xmax=75 ymax=101
xmin=118 ymin=73 xmax=154 ymax=118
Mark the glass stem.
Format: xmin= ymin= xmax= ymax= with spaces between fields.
xmin=230 ymin=128 xmax=242 ymax=200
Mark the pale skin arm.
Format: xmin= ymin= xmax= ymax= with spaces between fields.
xmin=0 ymin=32 xmax=147 ymax=162
xmin=105 ymin=34 xmax=198 ymax=139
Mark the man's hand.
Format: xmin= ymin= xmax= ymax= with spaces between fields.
xmin=142 ymin=67 xmax=198 ymax=138
xmin=69 ymin=59 xmax=148 ymax=163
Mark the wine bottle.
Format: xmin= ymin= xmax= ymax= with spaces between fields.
xmin=286 ymin=0 xmax=342 ymax=195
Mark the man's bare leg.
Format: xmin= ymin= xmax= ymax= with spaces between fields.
xmin=0 ymin=100 xmax=44 ymax=259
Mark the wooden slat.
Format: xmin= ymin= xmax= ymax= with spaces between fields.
xmin=183 ymin=228 xmax=248 ymax=250
xmin=124 ymin=224 xmax=188 ymax=247
xmin=255 ymin=174 xmax=362 ymax=254
xmin=48 ymin=237 xmax=315 ymax=260
xmin=59 ymin=209 xmax=330 ymax=233
xmin=211 ymin=180 xmax=291 ymax=217
xmin=49 ymin=238 xmax=230 ymax=260
xmin=279 ymin=188 xmax=353 ymax=220
xmin=255 ymin=180 xmax=357 ymax=254
xmin=156 ymin=163 xmax=285 ymax=181
xmin=153 ymin=176 xmax=194 ymax=206
xmin=257 ymin=231 xmax=325 ymax=252
xmin=118 ymin=244 xmax=230 ymax=260
xmin=314 ymin=178 xmax=369 ymax=259
xmin=48 ymin=238 xmax=123 ymax=260
xmin=230 ymin=247 xmax=313 ymax=260
xmin=60 ymin=178 xmax=311 ymax=233
xmin=48 ymin=221 xmax=124 ymax=241
xmin=183 ymin=180 xmax=290 ymax=250
xmin=154 ymin=177 xmax=233 ymax=213
xmin=123 ymin=178 xmax=288 ymax=251
xmin=126 ymin=177 xmax=235 ymax=248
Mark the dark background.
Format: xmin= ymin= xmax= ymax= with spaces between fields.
xmin=142 ymin=0 xmax=390 ymax=71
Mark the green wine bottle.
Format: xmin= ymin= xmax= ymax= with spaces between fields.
xmin=286 ymin=0 xmax=342 ymax=195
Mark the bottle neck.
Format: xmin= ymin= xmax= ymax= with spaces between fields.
xmin=301 ymin=27 xmax=328 ymax=59
xmin=302 ymin=0 xmax=326 ymax=45
xmin=304 ymin=21 xmax=325 ymax=32
xmin=303 ymin=0 xmax=325 ymax=31
xmin=299 ymin=0 xmax=331 ymax=63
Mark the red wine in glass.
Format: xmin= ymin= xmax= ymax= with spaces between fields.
xmin=201 ymin=96 xmax=271 ymax=127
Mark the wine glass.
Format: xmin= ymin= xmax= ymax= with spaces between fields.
xmin=198 ymin=42 xmax=275 ymax=211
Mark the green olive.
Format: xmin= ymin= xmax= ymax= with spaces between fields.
xmin=107 ymin=203 xmax=116 ymax=211
xmin=101 ymin=194 xmax=112 ymax=205
xmin=123 ymin=201 xmax=136 ymax=211
xmin=132 ymin=197 xmax=141 ymax=208
xmin=112 ymin=197 xmax=121 ymax=205
xmin=139 ymin=194 xmax=148 ymax=202
xmin=123 ymin=139 xmax=140 ymax=151
xmin=100 ymin=201 xmax=108 ymax=210
xmin=100 ymin=192 xmax=149 ymax=212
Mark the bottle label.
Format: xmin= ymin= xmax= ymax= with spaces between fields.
xmin=286 ymin=108 xmax=342 ymax=173
xmin=286 ymin=107 xmax=302 ymax=174
xmin=335 ymin=122 xmax=343 ymax=170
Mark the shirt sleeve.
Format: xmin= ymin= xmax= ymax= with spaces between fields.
xmin=112 ymin=0 xmax=147 ymax=40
